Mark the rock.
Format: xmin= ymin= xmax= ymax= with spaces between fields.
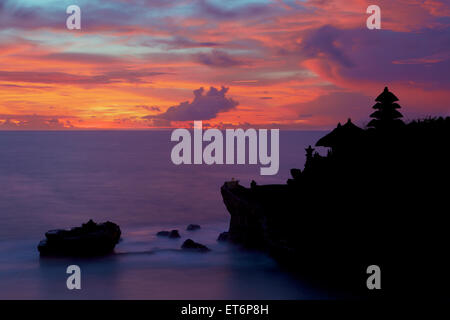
xmin=157 ymin=229 xmax=181 ymax=238
xmin=186 ymin=224 xmax=201 ymax=231
xmin=37 ymin=219 xmax=121 ymax=256
xmin=169 ymin=230 xmax=180 ymax=238
xmin=181 ymin=239 xmax=210 ymax=252
xmin=217 ymin=232 xmax=229 ymax=242
xmin=220 ymin=182 xmax=270 ymax=247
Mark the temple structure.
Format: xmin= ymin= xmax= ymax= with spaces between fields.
xmin=316 ymin=118 xmax=363 ymax=152
xmin=368 ymin=87 xmax=404 ymax=129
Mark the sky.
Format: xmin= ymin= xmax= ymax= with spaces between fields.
xmin=0 ymin=0 xmax=448 ymax=130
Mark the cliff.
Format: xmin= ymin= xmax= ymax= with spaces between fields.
xmin=220 ymin=88 xmax=450 ymax=296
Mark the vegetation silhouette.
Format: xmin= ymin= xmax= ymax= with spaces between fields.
xmin=221 ymin=87 xmax=450 ymax=298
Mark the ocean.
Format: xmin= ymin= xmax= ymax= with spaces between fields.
xmin=0 ymin=130 xmax=333 ymax=299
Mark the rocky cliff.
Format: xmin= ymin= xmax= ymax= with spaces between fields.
xmin=219 ymin=90 xmax=450 ymax=296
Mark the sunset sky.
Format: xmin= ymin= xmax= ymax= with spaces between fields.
xmin=0 ymin=0 xmax=449 ymax=129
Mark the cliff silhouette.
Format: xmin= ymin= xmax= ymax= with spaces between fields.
xmin=221 ymin=87 xmax=450 ymax=298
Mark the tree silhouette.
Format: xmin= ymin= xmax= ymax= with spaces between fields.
xmin=368 ymin=87 xmax=404 ymax=129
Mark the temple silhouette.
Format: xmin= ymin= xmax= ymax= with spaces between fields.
xmin=368 ymin=87 xmax=404 ymax=129
xmin=221 ymin=87 xmax=450 ymax=298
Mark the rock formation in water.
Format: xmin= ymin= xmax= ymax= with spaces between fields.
xmin=181 ymin=239 xmax=210 ymax=252
xmin=38 ymin=219 xmax=121 ymax=256
xmin=157 ymin=230 xmax=181 ymax=238
xmin=217 ymin=232 xmax=229 ymax=242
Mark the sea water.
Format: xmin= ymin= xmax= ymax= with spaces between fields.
xmin=0 ymin=130 xmax=335 ymax=299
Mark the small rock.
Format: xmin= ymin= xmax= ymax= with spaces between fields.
xmin=169 ymin=230 xmax=181 ymax=238
xmin=181 ymin=239 xmax=210 ymax=252
xmin=186 ymin=224 xmax=201 ymax=231
xmin=217 ymin=232 xmax=229 ymax=242
xmin=156 ymin=231 xmax=170 ymax=237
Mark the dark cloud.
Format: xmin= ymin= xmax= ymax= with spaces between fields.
xmin=145 ymin=86 xmax=238 ymax=122
xmin=0 ymin=70 xmax=166 ymax=84
xmin=197 ymin=0 xmax=278 ymax=20
xmin=300 ymin=25 xmax=354 ymax=68
xmin=195 ymin=50 xmax=243 ymax=68
xmin=0 ymin=1 xmax=62 ymax=31
xmin=154 ymin=36 xmax=220 ymax=49
xmin=115 ymin=0 xmax=179 ymax=8
xmin=298 ymin=25 xmax=450 ymax=89
xmin=136 ymin=105 xmax=160 ymax=112
xmin=0 ymin=0 xmax=161 ymax=32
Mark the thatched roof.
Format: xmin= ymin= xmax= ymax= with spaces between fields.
xmin=316 ymin=123 xmax=341 ymax=147
xmin=316 ymin=118 xmax=363 ymax=147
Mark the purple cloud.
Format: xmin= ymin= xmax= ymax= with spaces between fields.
xmin=300 ymin=25 xmax=354 ymax=68
xmin=155 ymin=36 xmax=220 ymax=49
xmin=195 ymin=50 xmax=243 ymax=68
xmin=197 ymin=0 xmax=278 ymax=20
xmin=146 ymin=86 xmax=238 ymax=122
xmin=0 ymin=70 xmax=166 ymax=84
xmin=298 ymin=25 xmax=450 ymax=89
xmin=136 ymin=105 xmax=160 ymax=112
